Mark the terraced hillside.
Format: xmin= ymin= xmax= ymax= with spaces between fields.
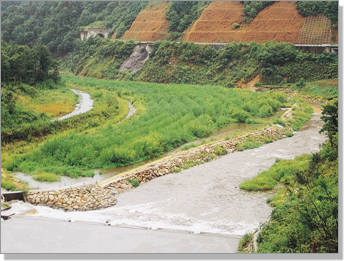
xmin=122 ymin=2 xmax=170 ymax=41
xmin=184 ymin=1 xmax=305 ymax=43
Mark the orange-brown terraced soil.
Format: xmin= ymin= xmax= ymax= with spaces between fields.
xmin=184 ymin=1 xmax=306 ymax=44
xmin=122 ymin=2 xmax=170 ymax=41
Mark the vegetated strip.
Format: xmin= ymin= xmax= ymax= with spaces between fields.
xmin=238 ymin=99 xmax=338 ymax=253
xmin=101 ymin=125 xmax=292 ymax=193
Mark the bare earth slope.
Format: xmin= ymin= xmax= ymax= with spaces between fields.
xmin=184 ymin=1 xmax=305 ymax=43
xmin=122 ymin=2 xmax=170 ymax=41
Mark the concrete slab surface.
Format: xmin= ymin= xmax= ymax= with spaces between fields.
xmin=1 ymin=216 xmax=240 ymax=253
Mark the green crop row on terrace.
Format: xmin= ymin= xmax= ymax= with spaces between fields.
xmin=2 ymin=75 xmax=297 ymax=179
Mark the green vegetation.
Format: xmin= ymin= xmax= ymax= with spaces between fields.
xmin=294 ymin=79 xmax=338 ymax=100
xmin=181 ymin=143 xmax=198 ymax=151
xmin=171 ymin=168 xmax=182 ymax=173
xmin=135 ymin=41 xmax=337 ymax=86
xmin=1 ymin=1 xmax=147 ymax=54
xmin=242 ymin=1 xmax=274 ymax=23
xmin=285 ymin=131 xmax=293 ymax=137
xmin=165 ymin=1 xmax=211 ymax=40
xmin=82 ymin=21 xmax=107 ymax=30
xmin=232 ymin=23 xmax=241 ymax=29
xmin=1 ymin=41 xmax=60 ymax=86
xmin=285 ymin=98 xmax=313 ymax=131
xmin=1 ymin=80 xmax=127 ymax=144
xmin=33 ymin=172 xmax=61 ymax=182
xmin=129 ymin=178 xmax=139 ymax=187
xmin=2 ymin=75 xmax=291 ymax=179
xmin=238 ymin=233 xmax=254 ymax=252
xmin=1 ymin=1 xmax=22 ymax=12
xmin=1 ymin=168 xmax=29 ymax=192
xmin=296 ymin=1 xmax=338 ymax=21
xmin=240 ymin=100 xmax=338 ymax=253
xmin=74 ymin=38 xmax=137 ymax=77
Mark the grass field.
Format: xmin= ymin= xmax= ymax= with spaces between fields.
xmin=2 ymin=75 xmax=293 ymax=180
xmin=295 ymin=79 xmax=338 ymax=100
xmin=16 ymin=86 xmax=77 ymax=118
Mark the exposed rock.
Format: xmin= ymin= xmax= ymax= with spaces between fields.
xmin=27 ymin=184 xmax=117 ymax=212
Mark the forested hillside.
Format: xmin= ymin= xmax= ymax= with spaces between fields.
xmin=1 ymin=1 xmax=147 ymax=55
xmin=2 ymin=1 xmax=337 ymax=53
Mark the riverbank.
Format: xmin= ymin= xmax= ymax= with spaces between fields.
xmin=22 ymin=113 xmax=326 ymax=237
xmin=22 ymin=124 xmax=290 ymax=211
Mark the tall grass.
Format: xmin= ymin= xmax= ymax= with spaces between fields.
xmin=239 ymin=155 xmax=311 ymax=191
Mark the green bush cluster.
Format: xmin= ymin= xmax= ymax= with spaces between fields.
xmin=296 ymin=1 xmax=338 ymax=20
xmin=166 ymin=1 xmax=211 ymax=34
xmin=130 ymin=178 xmax=140 ymax=187
xmin=238 ymin=233 xmax=254 ymax=252
xmin=1 ymin=41 xmax=60 ymax=86
xmin=242 ymin=1 xmax=274 ymax=23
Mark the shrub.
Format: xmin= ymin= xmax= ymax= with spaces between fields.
xmin=215 ymin=145 xmax=227 ymax=155
xmin=210 ymin=153 xmax=217 ymax=159
xmin=238 ymin=233 xmax=254 ymax=251
xmin=33 ymin=172 xmax=61 ymax=182
xmin=232 ymin=23 xmax=241 ymax=29
xmin=172 ymin=168 xmax=181 ymax=173
xmin=130 ymin=179 xmax=139 ymax=187
xmin=286 ymin=131 xmax=293 ymax=137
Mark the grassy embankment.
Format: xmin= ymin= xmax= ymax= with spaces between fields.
xmin=238 ymin=99 xmax=338 ymax=253
xmin=2 ymin=75 xmax=309 ymax=183
xmin=293 ymin=79 xmax=338 ymax=101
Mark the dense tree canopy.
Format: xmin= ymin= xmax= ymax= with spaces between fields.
xmin=1 ymin=1 xmax=147 ymax=55
xmin=1 ymin=40 xmax=60 ymax=85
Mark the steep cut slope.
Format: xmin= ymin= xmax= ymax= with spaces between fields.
xmin=122 ymin=2 xmax=170 ymax=41
xmin=184 ymin=1 xmax=305 ymax=43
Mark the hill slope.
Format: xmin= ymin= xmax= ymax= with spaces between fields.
xmin=122 ymin=2 xmax=170 ymax=41
xmin=184 ymin=1 xmax=305 ymax=43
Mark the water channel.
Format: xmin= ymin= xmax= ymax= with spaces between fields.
xmin=14 ymin=114 xmax=277 ymax=190
xmin=28 ymin=112 xmax=326 ymax=239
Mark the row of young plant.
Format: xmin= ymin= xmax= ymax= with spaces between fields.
xmin=238 ymin=100 xmax=338 ymax=253
xmin=73 ymin=40 xmax=337 ymax=87
xmin=3 ymin=75 xmax=294 ymax=180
